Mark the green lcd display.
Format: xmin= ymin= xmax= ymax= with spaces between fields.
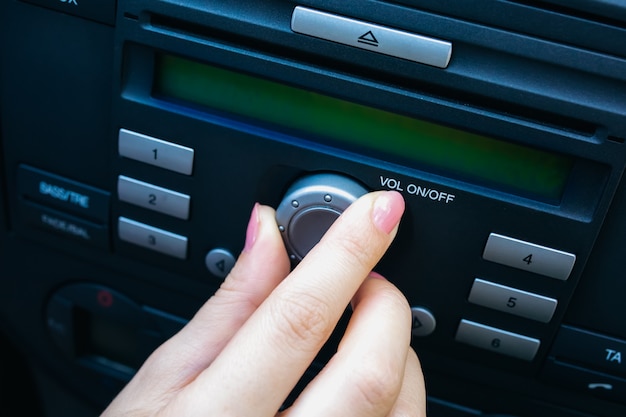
xmin=153 ymin=53 xmax=573 ymax=201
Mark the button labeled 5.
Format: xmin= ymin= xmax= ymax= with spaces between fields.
xmin=468 ymin=279 xmax=557 ymax=322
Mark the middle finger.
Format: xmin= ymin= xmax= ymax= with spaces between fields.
xmin=171 ymin=191 xmax=405 ymax=416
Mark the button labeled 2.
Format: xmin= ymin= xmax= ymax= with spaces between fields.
xmin=117 ymin=176 xmax=190 ymax=220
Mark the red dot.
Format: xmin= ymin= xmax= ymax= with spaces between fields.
xmin=97 ymin=290 xmax=113 ymax=308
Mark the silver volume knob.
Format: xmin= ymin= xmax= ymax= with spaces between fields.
xmin=275 ymin=173 xmax=368 ymax=263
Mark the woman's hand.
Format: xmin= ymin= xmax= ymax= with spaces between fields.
xmin=100 ymin=190 xmax=426 ymax=417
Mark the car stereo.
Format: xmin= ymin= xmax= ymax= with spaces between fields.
xmin=1 ymin=0 xmax=626 ymax=416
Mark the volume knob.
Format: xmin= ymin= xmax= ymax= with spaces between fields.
xmin=275 ymin=173 xmax=368 ymax=263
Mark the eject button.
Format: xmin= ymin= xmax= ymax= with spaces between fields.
xmin=291 ymin=6 xmax=452 ymax=68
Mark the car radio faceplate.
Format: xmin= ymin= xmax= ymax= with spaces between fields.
xmin=2 ymin=0 xmax=626 ymax=416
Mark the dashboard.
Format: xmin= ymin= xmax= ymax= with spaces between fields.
xmin=1 ymin=1 xmax=626 ymax=416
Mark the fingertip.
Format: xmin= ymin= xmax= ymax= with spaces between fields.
xmin=163 ymin=203 xmax=290 ymax=374
xmin=301 ymin=190 xmax=405 ymax=276
xmin=351 ymin=272 xmax=411 ymax=325
xmin=256 ymin=204 xmax=292 ymax=274
xmin=367 ymin=271 xmax=388 ymax=281
xmin=232 ymin=203 xmax=290 ymax=279
xmin=243 ymin=202 xmax=260 ymax=253
xmin=371 ymin=190 xmax=405 ymax=235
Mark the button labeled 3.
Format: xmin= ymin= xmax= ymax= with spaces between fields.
xmin=118 ymin=217 xmax=188 ymax=259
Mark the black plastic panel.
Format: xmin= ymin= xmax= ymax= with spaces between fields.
xmin=2 ymin=1 xmax=626 ymax=416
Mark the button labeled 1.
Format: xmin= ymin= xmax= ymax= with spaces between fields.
xmin=482 ymin=233 xmax=575 ymax=280
xmin=119 ymin=129 xmax=194 ymax=175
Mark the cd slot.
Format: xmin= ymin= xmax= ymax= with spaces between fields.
xmin=146 ymin=12 xmax=599 ymax=141
xmin=388 ymin=0 xmax=626 ymax=56
xmin=514 ymin=0 xmax=626 ymax=27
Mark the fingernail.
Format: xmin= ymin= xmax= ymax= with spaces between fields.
xmin=372 ymin=191 xmax=405 ymax=234
xmin=243 ymin=203 xmax=260 ymax=253
xmin=369 ymin=271 xmax=388 ymax=280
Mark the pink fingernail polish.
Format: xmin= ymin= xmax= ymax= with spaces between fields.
xmin=243 ymin=203 xmax=260 ymax=252
xmin=372 ymin=191 xmax=405 ymax=234
xmin=369 ymin=271 xmax=388 ymax=280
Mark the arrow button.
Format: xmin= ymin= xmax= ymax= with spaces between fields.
xmin=411 ymin=307 xmax=436 ymax=337
xmin=291 ymin=6 xmax=452 ymax=68
xmin=205 ymin=248 xmax=236 ymax=278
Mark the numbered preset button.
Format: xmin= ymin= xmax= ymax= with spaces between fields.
xmin=468 ymin=279 xmax=558 ymax=323
xmin=118 ymin=129 xmax=194 ymax=175
xmin=455 ymin=319 xmax=540 ymax=361
xmin=118 ymin=217 xmax=187 ymax=259
xmin=118 ymin=176 xmax=190 ymax=220
xmin=482 ymin=233 xmax=576 ymax=280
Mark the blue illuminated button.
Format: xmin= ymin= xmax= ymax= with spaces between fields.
xmin=482 ymin=233 xmax=576 ymax=280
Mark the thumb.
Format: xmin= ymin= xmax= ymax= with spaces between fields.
xmin=101 ymin=203 xmax=290 ymax=415
xmin=157 ymin=203 xmax=291 ymax=378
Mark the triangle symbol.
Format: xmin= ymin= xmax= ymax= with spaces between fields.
xmin=358 ymin=30 xmax=379 ymax=46
xmin=215 ymin=259 xmax=226 ymax=273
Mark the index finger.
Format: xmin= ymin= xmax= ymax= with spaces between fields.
xmin=170 ymin=190 xmax=405 ymax=417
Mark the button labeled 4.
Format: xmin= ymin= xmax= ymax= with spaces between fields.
xmin=482 ymin=233 xmax=576 ymax=280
